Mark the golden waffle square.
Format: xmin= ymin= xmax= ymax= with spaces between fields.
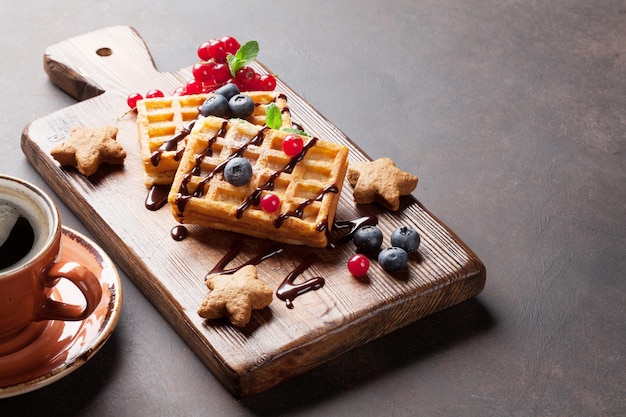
xmin=168 ymin=116 xmax=349 ymax=248
xmin=135 ymin=91 xmax=292 ymax=188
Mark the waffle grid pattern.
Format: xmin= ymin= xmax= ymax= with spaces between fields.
xmin=168 ymin=116 xmax=348 ymax=247
xmin=135 ymin=91 xmax=291 ymax=187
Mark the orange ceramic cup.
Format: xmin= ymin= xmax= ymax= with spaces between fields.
xmin=0 ymin=175 xmax=102 ymax=341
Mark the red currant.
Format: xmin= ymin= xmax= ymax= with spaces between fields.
xmin=282 ymin=135 xmax=304 ymax=157
xmin=347 ymin=254 xmax=370 ymax=277
xmin=213 ymin=63 xmax=232 ymax=84
xmin=185 ymin=79 xmax=203 ymax=95
xmin=207 ymin=39 xmax=227 ymax=62
xmin=239 ymin=72 xmax=264 ymax=91
xmin=146 ymin=89 xmax=164 ymax=99
xmin=235 ymin=67 xmax=258 ymax=90
xmin=192 ymin=61 xmax=216 ymax=83
xmin=126 ymin=92 xmax=143 ymax=109
xmin=197 ymin=41 xmax=212 ymax=61
xmin=260 ymin=193 xmax=281 ymax=213
xmin=221 ymin=36 xmax=240 ymax=54
xmin=257 ymin=74 xmax=277 ymax=91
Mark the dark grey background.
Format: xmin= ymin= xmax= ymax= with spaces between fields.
xmin=1 ymin=1 xmax=624 ymax=416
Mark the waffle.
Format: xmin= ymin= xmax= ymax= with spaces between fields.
xmin=135 ymin=91 xmax=292 ymax=188
xmin=168 ymin=116 xmax=349 ymax=247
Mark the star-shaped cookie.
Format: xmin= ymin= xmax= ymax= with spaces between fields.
xmin=347 ymin=157 xmax=418 ymax=211
xmin=198 ymin=265 xmax=273 ymax=327
xmin=50 ymin=126 xmax=126 ymax=176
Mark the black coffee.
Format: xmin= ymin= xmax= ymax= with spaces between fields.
xmin=0 ymin=216 xmax=35 ymax=270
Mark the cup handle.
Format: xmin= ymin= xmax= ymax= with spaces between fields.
xmin=37 ymin=261 xmax=103 ymax=321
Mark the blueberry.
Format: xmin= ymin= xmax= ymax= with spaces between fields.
xmin=378 ymin=247 xmax=409 ymax=272
xmin=228 ymin=93 xmax=255 ymax=118
xmin=199 ymin=94 xmax=229 ymax=117
xmin=390 ymin=226 xmax=421 ymax=254
xmin=223 ymin=157 xmax=253 ymax=186
xmin=353 ymin=225 xmax=383 ymax=253
xmin=215 ymin=83 xmax=240 ymax=100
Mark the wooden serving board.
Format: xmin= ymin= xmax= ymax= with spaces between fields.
xmin=21 ymin=26 xmax=486 ymax=396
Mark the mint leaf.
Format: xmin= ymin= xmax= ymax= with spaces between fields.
xmin=281 ymin=127 xmax=309 ymax=136
xmin=265 ymin=103 xmax=282 ymax=130
xmin=228 ymin=40 xmax=259 ymax=77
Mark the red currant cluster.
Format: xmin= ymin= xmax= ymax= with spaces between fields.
xmin=194 ymin=36 xmax=276 ymax=92
xmin=126 ymin=36 xmax=276 ymax=110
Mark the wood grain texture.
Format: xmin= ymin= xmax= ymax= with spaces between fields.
xmin=21 ymin=26 xmax=485 ymax=396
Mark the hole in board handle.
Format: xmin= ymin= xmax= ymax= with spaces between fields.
xmin=96 ymin=47 xmax=112 ymax=57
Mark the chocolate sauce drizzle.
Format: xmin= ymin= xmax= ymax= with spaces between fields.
xmin=276 ymin=254 xmax=325 ymax=309
xmin=151 ymin=94 xmax=286 ymax=171
xmin=145 ymin=119 xmax=200 ymax=212
xmin=206 ymin=240 xmax=284 ymax=277
xmin=204 ymin=240 xmax=326 ymax=309
xmin=273 ymin=184 xmax=338 ymax=229
xmin=234 ymin=136 xmax=319 ymax=218
xmin=144 ymin=95 xmax=289 ymax=212
xmin=179 ymin=215 xmax=382 ymax=313
xmin=276 ymin=93 xmax=291 ymax=117
xmin=150 ymin=120 xmax=197 ymax=167
xmin=174 ymin=127 xmax=324 ymax=231
xmin=191 ymin=123 xmax=267 ymax=199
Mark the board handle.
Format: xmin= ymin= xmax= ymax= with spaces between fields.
xmin=43 ymin=25 xmax=184 ymax=102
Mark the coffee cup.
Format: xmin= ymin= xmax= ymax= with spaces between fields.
xmin=0 ymin=175 xmax=102 ymax=341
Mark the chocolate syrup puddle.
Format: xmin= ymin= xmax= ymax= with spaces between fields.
xmin=151 ymin=120 xmax=197 ymax=166
xmin=145 ymin=184 xmax=170 ymax=211
xmin=327 ymin=215 xmax=379 ymax=248
xmin=171 ymin=224 xmax=188 ymax=241
xmin=206 ymin=240 xmax=284 ymax=277
xmin=277 ymin=254 xmax=325 ymax=309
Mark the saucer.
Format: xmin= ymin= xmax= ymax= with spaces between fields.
xmin=0 ymin=227 xmax=122 ymax=398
